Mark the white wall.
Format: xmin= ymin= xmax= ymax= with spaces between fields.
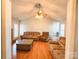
xmin=20 ymin=18 xmax=51 ymax=35
xmin=18 ymin=17 xmax=65 ymax=41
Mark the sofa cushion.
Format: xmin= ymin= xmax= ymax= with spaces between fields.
xmin=53 ymin=50 xmax=65 ymax=59
xmin=49 ymin=44 xmax=64 ymax=50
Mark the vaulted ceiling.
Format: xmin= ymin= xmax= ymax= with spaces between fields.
xmin=12 ymin=0 xmax=67 ymax=20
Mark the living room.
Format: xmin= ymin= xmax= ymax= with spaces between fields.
xmin=12 ymin=0 xmax=66 ymax=59
xmin=13 ymin=22 xmax=66 ymax=59
xmin=1 ymin=0 xmax=77 ymax=59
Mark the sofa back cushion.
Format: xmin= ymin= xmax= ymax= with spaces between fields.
xmin=42 ymin=32 xmax=49 ymax=38
xmin=23 ymin=32 xmax=40 ymax=36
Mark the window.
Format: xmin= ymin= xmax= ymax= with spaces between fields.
xmin=60 ymin=24 xmax=65 ymax=36
xmin=52 ymin=22 xmax=60 ymax=36
xmin=49 ymin=21 xmax=65 ymax=37
xmin=13 ymin=24 xmax=18 ymax=37
xmin=49 ymin=21 xmax=60 ymax=36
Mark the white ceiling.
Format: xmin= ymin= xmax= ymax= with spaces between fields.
xmin=12 ymin=0 xmax=67 ymax=20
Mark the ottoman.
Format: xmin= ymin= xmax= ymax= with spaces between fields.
xmin=16 ymin=39 xmax=33 ymax=51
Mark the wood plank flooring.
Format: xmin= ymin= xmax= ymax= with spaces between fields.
xmin=13 ymin=41 xmax=53 ymax=59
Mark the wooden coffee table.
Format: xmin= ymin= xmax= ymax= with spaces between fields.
xmin=16 ymin=39 xmax=33 ymax=51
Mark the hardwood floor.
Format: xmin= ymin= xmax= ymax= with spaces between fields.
xmin=13 ymin=41 xmax=53 ymax=59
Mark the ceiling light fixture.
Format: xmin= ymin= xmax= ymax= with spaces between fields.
xmin=34 ymin=3 xmax=47 ymax=18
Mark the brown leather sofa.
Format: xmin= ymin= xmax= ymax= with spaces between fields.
xmin=20 ymin=32 xmax=40 ymax=40
xmin=49 ymin=37 xmax=66 ymax=59
xmin=39 ymin=32 xmax=49 ymax=42
xmin=49 ymin=37 xmax=65 ymax=49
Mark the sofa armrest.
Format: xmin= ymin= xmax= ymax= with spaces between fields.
xmin=58 ymin=37 xmax=66 ymax=49
xmin=58 ymin=41 xmax=65 ymax=49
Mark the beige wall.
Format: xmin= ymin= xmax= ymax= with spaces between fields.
xmin=2 ymin=0 xmax=6 ymax=59
xmin=2 ymin=0 xmax=11 ymax=59
xmin=74 ymin=2 xmax=78 ymax=59
xmin=65 ymin=0 xmax=77 ymax=59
